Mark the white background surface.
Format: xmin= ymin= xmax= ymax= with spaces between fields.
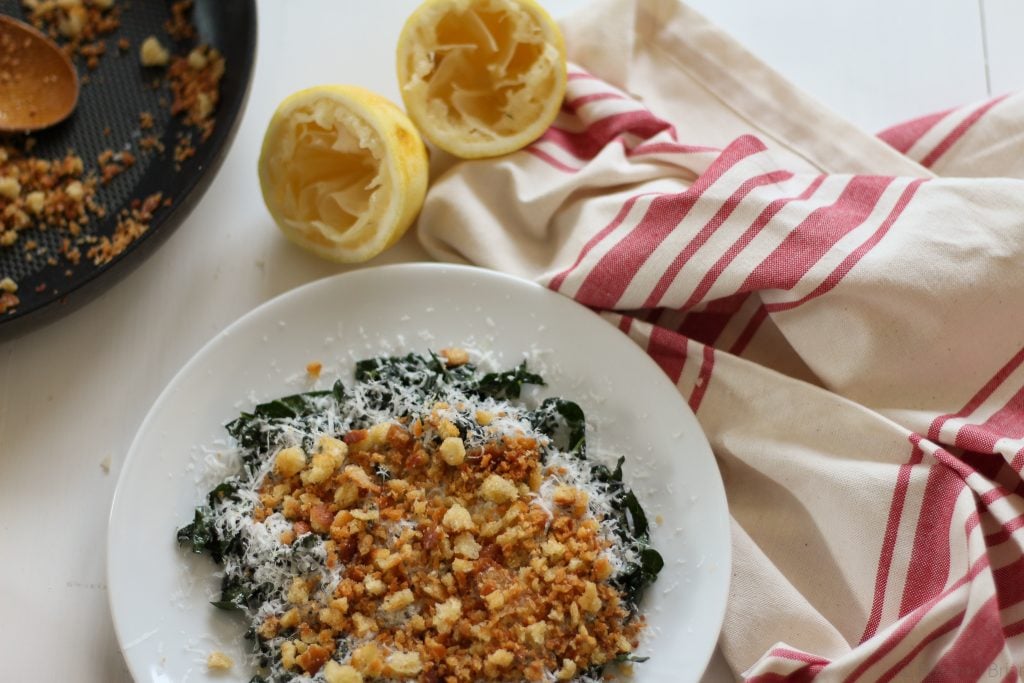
xmin=1 ymin=0 xmax=1021 ymax=681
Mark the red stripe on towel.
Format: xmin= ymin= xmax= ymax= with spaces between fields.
xmin=919 ymin=95 xmax=1010 ymax=168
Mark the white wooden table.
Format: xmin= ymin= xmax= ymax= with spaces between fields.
xmin=1 ymin=1 xmax=1020 ymax=680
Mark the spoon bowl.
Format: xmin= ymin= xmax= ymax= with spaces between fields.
xmin=0 ymin=14 xmax=79 ymax=133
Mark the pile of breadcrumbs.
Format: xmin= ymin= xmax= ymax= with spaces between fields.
xmin=248 ymin=401 xmax=644 ymax=682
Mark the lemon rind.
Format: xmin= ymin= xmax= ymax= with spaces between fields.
xmin=396 ymin=0 xmax=567 ymax=160
xmin=258 ymin=85 xmax=429 ymax=263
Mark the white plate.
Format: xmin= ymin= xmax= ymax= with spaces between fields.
xmin=108 ymin=263 xmax=730 ymax=683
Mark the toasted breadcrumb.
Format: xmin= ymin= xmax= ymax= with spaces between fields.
xmin=237 ymin=399 xmax=645 ymax=681
xmin=139 ymin=35 xmax=170 ymax=67
xmin=440 ymin=347 xmax=470 ymax=367
xmin=21 ymin=0 xmax=120 ymax=65
xmin=206 ymin=650 xmax=233 ymax=671
xmin=0 ymin=290 xmax=19 ymax=315
xmin=165 ymin=0 xmax=196 ymax=41
xmin=0 ymin=148 xmax=101 ymax=262
xmin=168 ymin=45 xmax=225 ymax=141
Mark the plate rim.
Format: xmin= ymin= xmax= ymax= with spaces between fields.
xmin=107 ymin=262 xmax=731 ymax=681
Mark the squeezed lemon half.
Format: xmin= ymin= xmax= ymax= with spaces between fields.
xmin=396 ymin=0 xmax=567 ymax=159
xmin=258 ymin=85 xmax=429 ymax=263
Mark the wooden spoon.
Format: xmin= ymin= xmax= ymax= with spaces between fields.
xmin=0 ymin=15 xmax=79 ymax=133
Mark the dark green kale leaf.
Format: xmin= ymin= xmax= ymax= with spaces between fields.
xmin=176 ymin=507 xmax=244 ymax=564
xmin=331 ymin=379 xmax=346 ymax=403
xmin=207 ymin=481 xmax=240 ymax=507
xmin=623 ymin=490 xmax=649 ymax=538
xmin=609 ymin=487 xmax=665 ymax=604
xmin=355 ymin=352 xmax=542 ymax=404
xmin=639 ymin=547 xmax=665 ymax=583
xmin=530 ymin=397 xmax=586 ymax=455
xmin=584 ymin=652 xmax=652 ymax=679
xmin=227 ymin=387 xmax=340 ymax=466
xmin=355 ymin=352 xmax=448 ymax=384
xmin=253 ymin=390 xmax=333 ymax=419
xmin=613 ymin=653 xmax=651 ymax=664
xmin=590 ymin=455 xmax=625 ymax=484
xmin=225 ymin=411 xmax=261 ymax=451
xmin=213 ymin=575 xmax=274 ymax=612
xmin=211 ymin=574 xmax=249 ymax=611
xmin=472 ymin=361 xmax=545 ymax=400
xmin=176 ymin=508 xmax=215 ymax=555
xmin=354 ymin=352 xmax=475 ymax=411
xmin=294 ymin=534 xmax=319 ymax=551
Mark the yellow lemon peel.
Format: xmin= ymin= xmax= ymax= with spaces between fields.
xmin=396 ymin=0 xmax=567 ymax=159
xmin=258 ymin=85 xmax=429 ymax=263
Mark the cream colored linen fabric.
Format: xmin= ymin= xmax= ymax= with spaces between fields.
xmin=418 ymin=1 xmax=1024 ymax=679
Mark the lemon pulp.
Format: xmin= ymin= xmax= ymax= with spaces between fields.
xmin=397 ymin=0 xmax=567 ymax=159
xmin=259 ymin=86 xmax=428 ymax=263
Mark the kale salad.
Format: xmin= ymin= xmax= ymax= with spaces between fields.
xmin=178 ymin=349 xmax=663 ymax=682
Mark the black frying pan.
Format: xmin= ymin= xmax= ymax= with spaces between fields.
xmin=0 ymin=0 xmax=256 ymax=338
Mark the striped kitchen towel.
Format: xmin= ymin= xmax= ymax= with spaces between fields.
xmin=417 ymin=0 xmax=1024 ymax=680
